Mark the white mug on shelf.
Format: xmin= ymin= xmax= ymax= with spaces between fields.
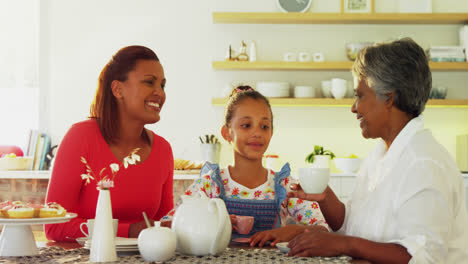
xmin=298 ymin=52 xmax=311 ymax=62
xmin=331 ymin=78 xmax=347 ymax=99
xmin=80 ymin=219 xmax=118 ymax=239
xmin=321 ymin=80 xmax=332 ymax=98
xmin=283 ymin=52 xmax=296 ymax=62
xmin=313 ymin=52 xmax=325 ymax=62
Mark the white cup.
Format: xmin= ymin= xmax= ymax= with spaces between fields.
xmin=313 ymin=52 xmax=325 ymax=62
xmin=200 ymin=143 xmax=221 ymax=164
xmin=297 ymin=168 xmax=330 ymax=194
xmin=80 ymin=219 xmax=118 ymax=238
xmin=321 ymin=80 xmax=332 ymax=98
xmin=331 ymin=78 xmax=347 ymax=99
xmin=283 ymin=52 xmax=296 ymax=62
xmin=298 ymin=52 xmax=311 ymax=62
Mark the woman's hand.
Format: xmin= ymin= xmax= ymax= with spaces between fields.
xmin=129 ymin=220 xmax=152 ymax=238
xmin=287 ymin=228 xmax=347 ymax=257
xmin=287 ymin=183 xmax=328 ymax=202
xmin=249 ymin=225 xmax=307 ymax=247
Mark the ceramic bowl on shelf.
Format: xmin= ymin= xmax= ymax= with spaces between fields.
xmin=334 ymin=158 xmax=362 ymax=173
xmin=429 ymin=86 xmax=447 ymax=99
xmin=256 ymin=82 xmax=290 ymax=97
xmin=345 ymin=42 xmax=374 ymax=61
xmin=0 ymin=156 xmax=33 ymax=171
xmin=294 ymin=85 xmax=315 ymax=98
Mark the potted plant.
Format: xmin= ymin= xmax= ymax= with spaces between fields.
xmin=305 ymin=145 xmax=335 ymax=168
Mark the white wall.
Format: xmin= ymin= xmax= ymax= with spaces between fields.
xmin=41 ymin=0 xmax=468 ymax=172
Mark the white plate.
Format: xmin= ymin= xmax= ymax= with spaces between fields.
xmin=276 ymin=242 xmax=290 ymax=253
xmin=84 ymin=237 xmax=138 ymax=251
xmin=76 ymin=237 xmax=87 ymax=246
xmin=0 ymin=213 xmax=78 ymax=225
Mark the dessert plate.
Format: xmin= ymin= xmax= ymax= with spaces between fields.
xmin=232 ymin=237 xmax=250 ymax=244
xmin=84 ymin=237 xmax=139 ymax=252
xmin=0 ymin=213 xmax=77 ymax=225
xmin=0 ymin=213 xmax=77 ymax=257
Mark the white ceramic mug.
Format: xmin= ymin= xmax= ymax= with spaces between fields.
xmin=283 ymin=52 xmax=296 ymax=62
xmin=321 ymin=80 xmax=332 ymax=98
xmin=80 ymin=219 xmax=118 ymax=238
xmin=297 ymin=167 xmax=330 ymax=194
xmin=313 ymin=52 xmax=325 ymax=62
xmin=331 ymin=78 xmax=347 ymax=99
xmin=298 ymin=52 xmax=311 ymax=62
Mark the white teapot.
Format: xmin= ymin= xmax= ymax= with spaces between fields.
xmin=172 ymin=191 xmax=231 ymax=256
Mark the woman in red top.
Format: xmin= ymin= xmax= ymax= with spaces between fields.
xmin=45 ymin=46 xmax=174 ymax=241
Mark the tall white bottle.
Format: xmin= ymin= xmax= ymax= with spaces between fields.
xmin=249 ymin=41 xmax=257 ymax=62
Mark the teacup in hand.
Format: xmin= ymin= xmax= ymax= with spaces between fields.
xmin=297 ymin=167 xmax=330 ymax=194
xmin=234 ymin=215 xmax=254 ymax=235
xmin=80 ymin=218 xmax=118 ymax=239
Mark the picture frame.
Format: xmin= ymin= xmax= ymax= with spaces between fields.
xmin=341 ymin=0 xmax=374 ymax=13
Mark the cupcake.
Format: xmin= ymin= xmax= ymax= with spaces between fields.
xmin=39 ymin=202 xmax=67 ymax=218
xmin=2 ymin=201 xmax=34 ymax=219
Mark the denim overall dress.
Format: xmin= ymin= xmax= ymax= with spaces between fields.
xmin=202 ymin=162 xmax=290 ymax=239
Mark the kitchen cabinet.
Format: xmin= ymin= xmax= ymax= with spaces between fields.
xmin=329 ymin=174 xmax=356 ymax=204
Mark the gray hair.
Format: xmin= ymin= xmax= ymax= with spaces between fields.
xmin=352 ymin=38 xmax=432 ymax=117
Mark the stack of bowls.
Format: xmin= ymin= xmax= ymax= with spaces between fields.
xmin=256 ymin=82 xmax=290 ymax=97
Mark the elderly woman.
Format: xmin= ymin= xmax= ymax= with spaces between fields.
xmin=287 ymin=38 xmax=468 ymax=263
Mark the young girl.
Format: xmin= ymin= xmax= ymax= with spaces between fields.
xmin=161 ymin=86 xmax=328 ymax=246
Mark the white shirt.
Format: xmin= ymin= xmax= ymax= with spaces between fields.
xmin=340 ymin=115 xmax=468 ymax=264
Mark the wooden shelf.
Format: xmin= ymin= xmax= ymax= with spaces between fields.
xmin=213 ymin=12 xmax=468 ymax=24
xmin=212 ymin=98 xmax=468 ymax=108
xmin=0 ymin=170 xmax=201 ymax=180
xmin=212 ymin=61 xmax=468 ymax=71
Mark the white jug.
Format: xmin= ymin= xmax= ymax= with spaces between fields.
xmin=172 ymin=191 xmax=231 ymax=256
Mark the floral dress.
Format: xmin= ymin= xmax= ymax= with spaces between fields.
xmin=162 ymin=163 xmax=329 ymax=231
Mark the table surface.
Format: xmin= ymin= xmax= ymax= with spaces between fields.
xmin=0 ymin=231 xmax=370 ymax=264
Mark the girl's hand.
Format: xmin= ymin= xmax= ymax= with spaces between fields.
xmin=249 ymin=225 xmax=306 ymax=247
xmin=230 ymin=214 xmax=238 ymax=231
xmin=287 ymin=184 xmax=328 ymax=202
xmin=287 ymin=228 xmax=346 ymax=257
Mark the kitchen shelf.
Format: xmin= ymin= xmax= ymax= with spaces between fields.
xmin=212 ymin=12 xmax=468 ymax=24
xmin=0 ymin=170 xmax=201 ymax=180
xmin=212 ymin=61 xmax=468 ymax=71
xmin=212 ymin=98 xmax=468 ymax=108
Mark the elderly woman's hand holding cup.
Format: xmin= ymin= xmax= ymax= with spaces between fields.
xmin=287 ymin=168 xmax=330 ymax=202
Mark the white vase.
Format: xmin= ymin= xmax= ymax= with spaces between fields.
xmin=312 ymin=155 xmax=331 ymax=168
xmin=90 ymin=189 xmax=117 ymax=262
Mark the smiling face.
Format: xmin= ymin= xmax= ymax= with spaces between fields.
xmin=222 ymin=98 xmax=273 ymax=161
xmin=113 ymin=59 xmax=166 ymax=124
xmin=351 ymin=77 xmax=391 ymax=139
